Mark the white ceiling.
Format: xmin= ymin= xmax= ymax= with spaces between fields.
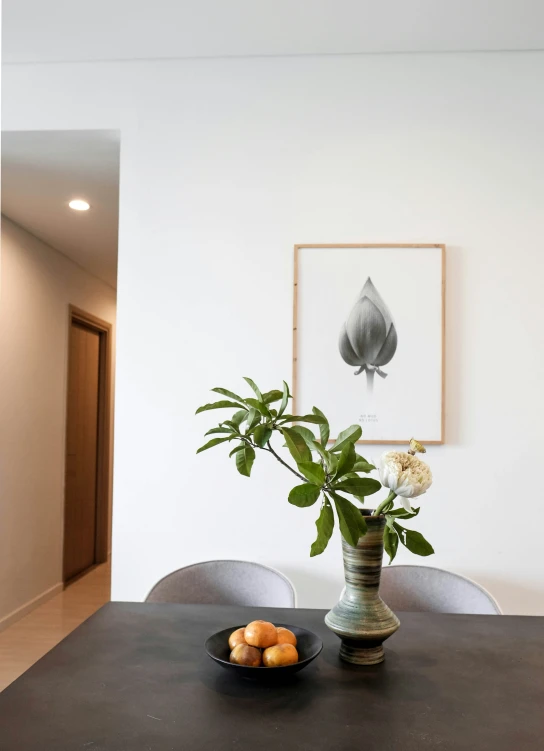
xmin=1 ymin=131 xmax=120 ymax=289
xmin=3 ymin=0 xmax=544 ymax=64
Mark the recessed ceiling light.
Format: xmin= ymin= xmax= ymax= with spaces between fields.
xmin=69 ymin=199 xmax=90 ymax=211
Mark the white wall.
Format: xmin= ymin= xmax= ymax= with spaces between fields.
xmin=0 ymin=218 xmax=116 ymax=627
xmin=3 ymin=52 xmax=543 ymax=615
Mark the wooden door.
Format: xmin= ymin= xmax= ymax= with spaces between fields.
xmin=63 ymin=322 xmax=101 ymax=582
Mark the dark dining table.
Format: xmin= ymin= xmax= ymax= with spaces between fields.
xmin=0 ymin=602 xmax=543 ymax=750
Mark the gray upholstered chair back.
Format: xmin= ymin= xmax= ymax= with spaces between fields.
xmin=379 ymin=565 xmax=501 ymax=614
xmin=146 ymin=560 xmax=296 ymax=607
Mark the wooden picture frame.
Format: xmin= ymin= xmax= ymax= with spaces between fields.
xmin=293 ymin=244 xmax=445 ymax=445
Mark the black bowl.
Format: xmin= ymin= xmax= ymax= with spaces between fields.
xmin=205 ymin=623 xmax=323 ymax=681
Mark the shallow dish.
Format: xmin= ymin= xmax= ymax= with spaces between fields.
xmin=205 ymin=623 xmax=323 ymax=680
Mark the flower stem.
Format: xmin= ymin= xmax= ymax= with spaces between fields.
xmin=366 ymin=368 xmax=375 ymax=394
xmin=375 ymin=491 xmax=397 ymax=516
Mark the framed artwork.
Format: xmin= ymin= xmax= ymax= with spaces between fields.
xmin=293 ymin=244 xmax=445 ymax=445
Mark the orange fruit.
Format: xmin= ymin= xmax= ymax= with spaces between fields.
xmin=276 ymin=627 xmax=297 ymax=646
xmin=244 ymin=620 xmax=277 ymax=649
xmin=228 ymin=627 xmax=247 ymax=650
xmin=262 ymin=643 xmax=299 ymax=667
xmin=229 ymin=644 xmax=262 ymax=667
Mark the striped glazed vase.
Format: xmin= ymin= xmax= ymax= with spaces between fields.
xmin=325 ymin=511 xmax=400 ymax=665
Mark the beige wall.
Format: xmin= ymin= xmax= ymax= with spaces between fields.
xmin=0 ymin=217 xmax=116 ymax=628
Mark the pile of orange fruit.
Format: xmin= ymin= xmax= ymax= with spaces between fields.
xmin=228 ymin=620 xmax=299 ymax=667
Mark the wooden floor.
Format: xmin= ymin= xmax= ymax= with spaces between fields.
xmin=0 ymin=563 xmax=111 ymax=692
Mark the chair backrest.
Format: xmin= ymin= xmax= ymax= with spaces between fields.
xmin=145 ymin=560 xmax=296 ymax=607
xmin=379 ymin=565 xmax=501 ymax=615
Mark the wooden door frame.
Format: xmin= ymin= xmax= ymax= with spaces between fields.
xmin=64 ymin=305 xmax=113 ymax=582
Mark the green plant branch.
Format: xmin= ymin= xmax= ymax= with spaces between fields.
xmin=375 ymin=491 xmax=397 ymax=516
xmin=237 ymin=432 xmax=308 ymax=483
xmin=264 ymin=440 xmax=307 ymax=483
xmin=196 ymin=379 xmax=435 ymax=559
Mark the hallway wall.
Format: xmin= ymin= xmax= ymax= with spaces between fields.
xmin=0 ymin=218 xmax=116 ymax=628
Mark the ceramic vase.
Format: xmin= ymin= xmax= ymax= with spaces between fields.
xmin=325 ymin=511 xmax=400 ymax=665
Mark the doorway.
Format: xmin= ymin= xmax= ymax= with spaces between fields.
xmin=63 ymin=306 xmax=112 ymax=584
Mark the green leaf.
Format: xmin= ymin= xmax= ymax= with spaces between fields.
xmin=333 ymin=477 xmax=382 ymax=496
xmin=329 ymin=424 xmax=363 ymax=453
xmin=223 ymin=409 xmax=248 ymax=429
xmin=278 ymin=381 xmax=290 ymax=417
xmin=229 ymin=443 xmax=246 ymax=457
xmin=282 ymin=426 xmax=312 ymax=463
xmin=310 ymin=440 xmax=328 ymax=461
xmin=196 ymin=436 xmax=232 ymax=454
xmin=327 ymin=451 xmax=338 ymax=474
xmin=353 ymin=455 xmax=376 ymax=473
xmin=245 ymin=398 xmax=271 ymax=416
xmin=310 ymin=500 xmax=335 ymax=557
xmin=383 ymin=526 xmax=399 ymax=564
xmin=280 ymin=414 xmax=328 ymax=424
xmin=330 ymin=492 xmax=367 ymax=546
xmin=297 ymin=461 xmax=326 ymax=486
xmin=253 ymin=425 xmax=273 ymax=448
xmin=288 ymin=484 xmax=321 ymax=508
xmin=196 ymin=400 xmax=243 ymax=414
xmin=394 ymin=524 xmax=434 ymax=556
xmin=312 ymin=406 xmax=330 ymax=446
xmin=387 ymin=506 xmax=420 ymax=520
xmin=385 ymin=514 xmax=397 ymax=532
xmin=334 ymin=442 xmax=356 ymax=479
xmin=211 ymin=387 xmax=246 ymax=406
xmin=245 ymin=408 xmax=261 ymax=432
xmin=262 ymin=389 xmax=284 ymax=404
xmin=310 ymin=441 xmax=334 ymax=472
xmin=235 ymin=444 xmax=256 ymax=476
xmin=243 ymin=377 xmax=263 ymax=401
xmin=204 ymin=426 xmax=234 ymax=436
xmin=337 ymin=472 xmax=366 ymax=504
xmin=289 ymin=425 xmax=317 ymax=449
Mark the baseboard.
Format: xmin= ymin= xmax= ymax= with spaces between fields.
xmin=0 ymin=582 xmax=64 ymax=633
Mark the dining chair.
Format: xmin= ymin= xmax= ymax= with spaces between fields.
xmin=378 ymin=565 xmax=502 ymax=614
xmin=145 ymin=560 xmax=297 ymax=607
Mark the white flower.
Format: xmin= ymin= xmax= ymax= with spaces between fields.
xmin=378 ymin=451 xmax=433 ymax=511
